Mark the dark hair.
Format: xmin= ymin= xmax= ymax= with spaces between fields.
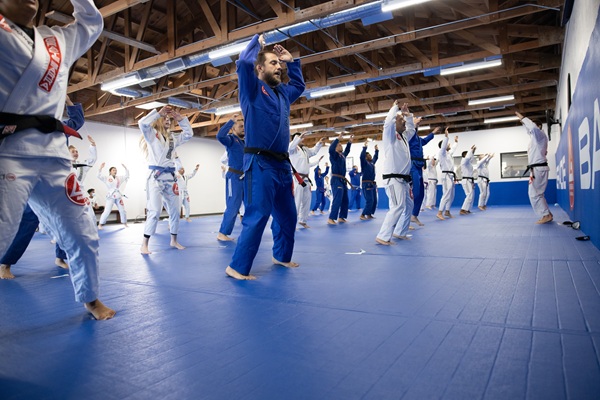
xmin=292 ymin=132 xmax=302 ymax=140
xmin=438 ymin=140 xmax=443 ymax=148
xmin=87 ymin=188 xmax=95 ymax=195
xmin=109 ymin=166 xmax=117 ymax=173
xmin=532 ymin=119 xmax=543 ymax=129
xmin=461 ymin=151 xmax=468 ymax=158
xmin=254 ymin=50 xmax=277 ymax=76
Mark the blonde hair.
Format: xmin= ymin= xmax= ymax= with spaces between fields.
xmin=139 ymin=116 xmax=172 ymax=158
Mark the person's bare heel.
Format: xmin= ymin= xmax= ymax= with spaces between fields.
xmin=272 ymin=257 xmax=299 ymax=268
xmin=84 ymin=299 xmax=116 ymax=320
xmin=225 ymin=266 xmax=257 ymax=280
xmin=0 ymin=264 xmax=15 ymax=279
xmin=55 ymin=258 xmax=69 ymax=269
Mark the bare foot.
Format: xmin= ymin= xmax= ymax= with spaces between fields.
xmin=55 ymin=258 xmax=69 ymax=269
xmin=186 ymin=218 xmax=192 ymax=222
xmin=84 ymin=299 xmax=116 ymax=320
xmin=170 ymin=241 xmax=186 ymax=250
xmin=375 ymin=237 xmax=393 ymax=246
xmin=393 ymin=234 xmax=412 ymax=240
xmin=337 ymin=218 xmax=347 ymax=223
xmin=327 ymin=219 xmax=337 ymax=225
xmin=478 ymin=206 xmax=485 ymax=211
xmin=360 ymin=215 xmax=368 ymax=220
xmin=536 ymin=214 xmax=554 ymax=224
xmin=272 ymin=257 xmax=299 ymax=268
xmin=225 ymin=266 xmax=257 ymax=280
xmin=444 ymin=211 xmax=454 ymax=218
xmin=299 ymin=222 xmax=310 ymax=228
xmin=217 ymin=232 xmax=235 ymax=241
xmin=436 ymin=212 xmax=445 ymax=220
xmin=123 ymin=223 xmax=129 ymax=228
xmin=0 ymin=264 xmax=15 ymax=279
xmin=140 ymin=244 xmax=152 ymax=254
xmin=411 ymin=216 xmax=424 ymax=226
xmin=459 ymin=209 xmax=468 ymax=215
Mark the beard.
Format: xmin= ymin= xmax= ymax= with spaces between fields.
xmin=263 ymin=71 xmax=281 ymax=87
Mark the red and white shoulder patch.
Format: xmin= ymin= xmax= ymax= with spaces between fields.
xmin=65 ymin=173 xmax=87 ymax=206
xmin=0 ymin=16 xmax=11 ymax=33
xmin=261 ymin=86 xmax=269 ymax=96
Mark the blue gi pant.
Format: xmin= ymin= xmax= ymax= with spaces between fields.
xmin=1 ymin=204 xmax=38 ymax=265
xmin=349 ymin=187 xmax=361 ymax=209
xmin=411 ymin=166 xmax=425 ymax=217
xmin=312 ymin=190 xmax=326 ymax=211
xmin=219 ymin=171 xmax=244 ymax=236
xmin=361 ymin=182 xmax=377 ymax=216
xmin=329 ymin=176 xmax=349 ymax=220
xmin=230 ymin=161 xmax=297 ymax=276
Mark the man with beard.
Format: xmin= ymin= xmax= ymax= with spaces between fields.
xmin=225 ymin=34 xmax=306 ymax=280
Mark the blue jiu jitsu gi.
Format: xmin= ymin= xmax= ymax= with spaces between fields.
xmin=409 ymin=130 xmax=434 ymax=217
xmin=217 ymin=118 xmax=245 ymax=236
xmin=228 ymin=34 xmax=306 ymax=276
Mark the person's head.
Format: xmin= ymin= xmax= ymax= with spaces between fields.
xmin=109 ymin=167 xmax=117 ymax=177
xmin=178 ymin=167 xmax=185 ymax=175
xmin=366 ymin=152 xmax=373 ymax=162
xmin=68 ymin=145 xmax=79 ymax=160
xmin=87 ymin=188 xmax=95 ymax=197
xmin=336 ymin=141 xmax=343 ymax=153
xmin=255 ymin=50 xmax=282 ymax=87
xmin=0 ymin=0 xmax=38 ymax=27
xmin=438 ymin=140 xmax=450 ymax=151
xmin=395 ymin=113 xmax=407 ymax=134
xmin=231 ymin=115 xmax=244 ymax=137
xmin=532 ymin=119 xmax=543 ymax=130
xmin=152 ymin=116 xmax=172 ymax=140
xmin=353 ymin=165 xmax=358 ymax=170
xmin=292 ymin=132 xmax=304 ymax=147
xmin=461 ymin=151 xmax=468 ymax=158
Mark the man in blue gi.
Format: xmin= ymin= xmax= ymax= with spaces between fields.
xmin=359 ymin=141 xmax=379 ymax=220
xmin=311 ymin=162 xmax=329 ymax=214
xmin=348 ymin=165 xmax=362 ymax=210
xmin=409 ymin=120 xmax=438 ymax=226
xmin=328 ymin=133 xmax=353 ymax=225
xmin=216 ymin=114 xmax=245 ymax=241
xmin=225 ymin=34 xmax=305 ymax=280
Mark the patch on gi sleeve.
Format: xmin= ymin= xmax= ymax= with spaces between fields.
xmin=65 ymin=173 xmax=87 ymax=206
xmin=0 ymin=16 xmax=12 ymax=33
xmin=172 ymin=182 xmax=179 ymax=196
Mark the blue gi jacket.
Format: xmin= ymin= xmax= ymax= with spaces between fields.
xmin=314 ymin=166 xmax=329 ymax=192
xmin=236 ymin=34 xmax=305 ymax=170
xmin=360 ymin=147 xmax=379 ymax=181
xmin=216 ymin=119 xmax=245 ymax=171
xmin=329 ymin=138 xmax=351 ymax=176
xmin=349 ymin=169 xmax=362 ymax=186
xmin=409 ymin=131 xmax=434 ymax=169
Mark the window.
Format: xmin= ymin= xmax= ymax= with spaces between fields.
xmin=501 ymin=152 xmax=528 ymax=179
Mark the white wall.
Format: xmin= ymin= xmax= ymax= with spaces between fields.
xmin=555 ymin=0 xmax=600 ymax=140
xmin=75 ymin=121 xmax=226 ymax=221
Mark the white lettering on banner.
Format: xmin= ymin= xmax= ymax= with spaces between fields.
xmin=592 ymin=99 xmax=600 ymax=190
xmin=579 ymin=117 xmax=591 ymax=189
xmin=557 ymin=155 xmax=567 ymax=189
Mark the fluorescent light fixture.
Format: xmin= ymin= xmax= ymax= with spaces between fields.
xmin=342 ymin=135 xmax=352 ymax=139
xmin=484 ymin=115 xmax=520 ymax=124
xmin=468 ymin=95 xmax=515 ymax=106
xmin=365 ymin=112 xmax=388 ymax=119
xmin=208 ymin=41 xmax=250 ymax=60
xmin=440 ymin=59 xmax=502 ymax=76
xmin=214 ymin=105 xmax=242 ymax=116
xmin=290 ymin=122 xmax=314 ymax=130
xmin=108 ymin=89 xmax=136 ymax=98
xmin=309 ymin=85 xmax=355 ymax=98
xmin=135 ymin=101 xmax=166 ymax=110
xmin=101 ymin=73 xmax=143 ymax=92
xmin=417 ymin=125 xmax=431 ymax=131
xmin=382 ymin=0 xmax=432 ymax=12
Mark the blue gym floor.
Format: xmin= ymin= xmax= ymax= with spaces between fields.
xmin=1 ymin=205 xmax=599 ymax=400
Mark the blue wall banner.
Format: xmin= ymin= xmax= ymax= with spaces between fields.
xmin=555 ymin=8 xmax=600 ymax=249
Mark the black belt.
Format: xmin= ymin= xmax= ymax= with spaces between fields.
xmin=228 ymin=167 xmax=243 ymax=175
xmin=462 ymin=177 xmax=475 ymax=181
xmin=382 ymin=173 xmax=412 ymax=183
xmin=411 ymin=157 xmax=426 ymax=161
xmin=0 ymin=112 xmax=80 ymax=139
xmin=442 ymin=170 xmax=456 ymax=179
xmin=244 ymin=147 xmax=305 ymax=187
xmin=479 ymin=176 xmax=490 ymax=182
xmin=523 ymin=162 xmax=548 ymax=177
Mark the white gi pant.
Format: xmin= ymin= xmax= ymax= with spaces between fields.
xmin=529 ymin=166 xmax=551 ymax=217
xmin=180 ymin=191 xmax=191 ymax=219
xmin=376 ymin=178 xmax=412 ymax=241
xmin=293 ymin=178 xmax=312 ymax=224
xmin=426 ymin=179 xmax=437 ymax=207
xmin=477 ymin=178 xmax=490 ymax=207
xmin=144 ymin=172 xmax=181 ymax=236
xmin=461 ymin=178 xmax=475 ymax=211
xmin=439 ymin=173 xmax=455 ymax=212
xmin=0 ymin=156 xmax=99 ymax=303
xmin=99 ymin=197 xmax=127 ymax=225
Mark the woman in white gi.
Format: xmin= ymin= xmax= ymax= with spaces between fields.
xmin=375 ymin=101 xmax=416 ymax=245
xmin=97 ymin=163 xmax=129 ymax=229
xmin=436 ymin=129 xmax=459 ymax=220
xmin=139 ymin=106 xmax=193 ymax=254
xmin=425 ymin=157 xmax=438 ymax=209
xmin=476 ymin=153 xmax=493 ymax=210
xmin=0 ymin=0 xmax=114 ymax=319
